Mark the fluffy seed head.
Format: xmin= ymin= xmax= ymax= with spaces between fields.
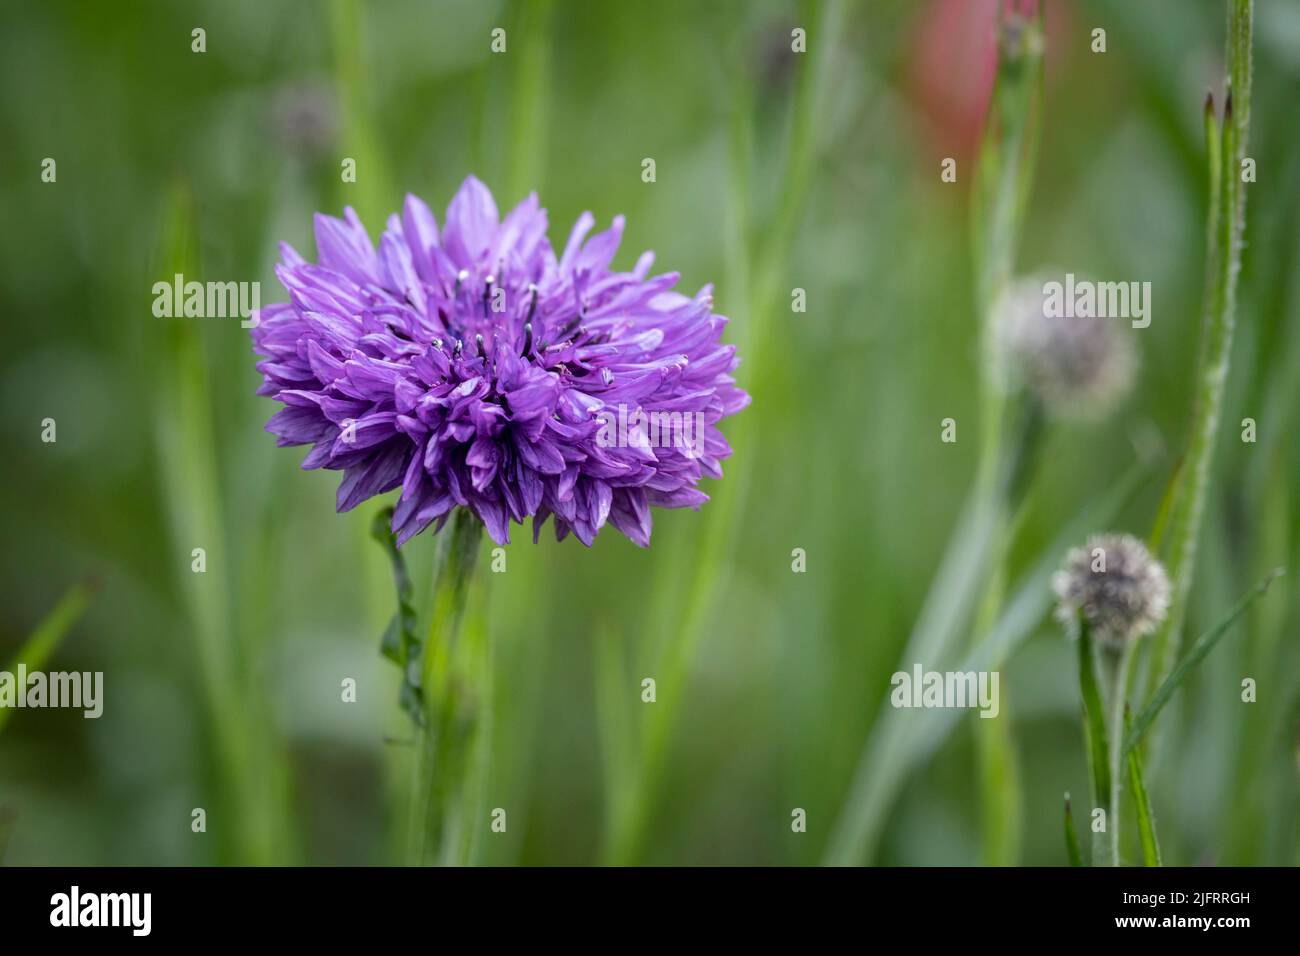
xmin=991 ymin=275 xmax=1135 ymax=420
xmin=1053 ymin=533 xmax=1171 ymax=648
xmin=251 ymin=176 xmax=749 ymax=547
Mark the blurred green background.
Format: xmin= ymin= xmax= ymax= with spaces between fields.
xmin=1 ymin=0 xmax=1298 ymax=866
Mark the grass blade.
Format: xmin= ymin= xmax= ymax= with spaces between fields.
xmin=967 ymin=2 xmax=1044 ymax=868
xmin=1064 ymin=794 xmax=1083 ymax=867
xmin=0 ymin=580 xmax=96 ymax=736
xmin=823 ymin=460 xmax=1148 ymax=865
xmin=1126 ymin=568 xmax=1283 ymax=755
xmin=154 ymin=181 xmax=287 ymax=864
xmin=1147 ymin=454 xmax=1184 ymax=556
xmin=605 ymin=0 xmax=846 ymax=866
xmin=1125 ymin=707 xmax=1161 ymax=866
xmin=506 ymin=0 xmax=554 ymax=199
xmin=329 ymin=0 xmax=392 ymax=224
xmin=1148 ymin=0 xmax=1254 ymax=698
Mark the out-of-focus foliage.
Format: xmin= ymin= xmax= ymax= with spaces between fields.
xmin=1 ymin=0 xmax=1297 ymax=865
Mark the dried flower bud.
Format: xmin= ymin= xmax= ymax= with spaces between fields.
xmin=1053 ymin=533 xmax=1170 ymax=648
xmin=991 ymin=275 xmax=1136 ymax=420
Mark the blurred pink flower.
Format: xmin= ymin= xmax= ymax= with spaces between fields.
xmin=907 ymin=0 xmax=1068 ymax=164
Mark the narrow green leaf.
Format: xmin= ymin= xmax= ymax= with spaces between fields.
xmin=1077 ymin=619 xmax=1110 ymax=814
xmin=154 ymin=180 xmax=288 ymax=865
xmin=822 ymin=459 xmax=1149 ymax=866
xmin=379 ymin=615 xmax=401 ymax=666
xmin=0 ymin=580 xmax=96 ymax=736
xmin=1126 ymin=568 xmax=1283 ymax=755
xmin=1148 ymin=453 xmax=1184 ymax=557
xmin=609 ymin=0 xmax=847 ymax=868
xmin=370 ymin=506 xmax=424 ymax=723
xmin=1064 ymin=794 xmax=1083 ymax=867
xmin=1125 ymin=707 xmax=1161 ymax=866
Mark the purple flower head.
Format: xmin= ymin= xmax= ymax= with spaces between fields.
xmin=251 ymin=176 xmax=749 ymax=547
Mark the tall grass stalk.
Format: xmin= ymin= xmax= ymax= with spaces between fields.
xmin=1148 ymin=0 xmax=1253 ymax=702
xmin=823 ymin=460 xmax=1148 ymax=865
xmin=328 ymin=0 xmax=434 ymax=865
xmin=968 ymin=4 xmax=1045 ymax=867
xmin=603 ymin=0 xmax=844 ymax=866
xmin=476 ymin=0 xmax=556 ymax=866
xmin=153 ymin=184 xmax=288 ymax=864
xmin=506 ymin=0 xmax=554 ymax=201
xmin=329 ymin=0 xmax=392 ymax=226
xmin=1228 ymin=226 xmax=1300 ymax=859
xmin=328 ymin=0 xmax=397 ymax=650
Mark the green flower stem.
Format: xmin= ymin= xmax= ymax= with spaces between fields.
xmin=972 ymin=3 xmax=1043 ymax=480
xmin=971 ymin=400 xmax=1042 ymax=865
xmin=1100 ymin=643 xmax=1134 ymax=866
xmin=1148 ymin=0 xmax=1253 ymax=702
xmin=446 ymin=585 xmax=493 ymax=867
xmin=968 ymin=5 xmax=1044 ymax=866
xmin=1076 ymin=622 xmax=1109 ymax=864
xmin=409 ymin=508 xmax=484 ymax=865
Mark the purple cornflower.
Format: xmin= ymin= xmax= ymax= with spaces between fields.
xmin=251 ymin=176 xmax=749 ymax=547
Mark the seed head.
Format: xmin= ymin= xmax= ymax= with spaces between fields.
xmin=1053 ymin=533 xmax=1170 ymax=648
xmin=991 ymin=275 xmax=1135 ymax=420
